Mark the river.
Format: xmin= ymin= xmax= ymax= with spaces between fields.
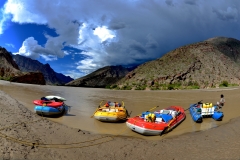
xmin=0 ymin=80 xmax=238 ymax=140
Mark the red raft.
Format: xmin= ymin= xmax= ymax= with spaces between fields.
xmin=126 ymin=106 xmax=186 ymax=136
xmin=33 ymin=100 xmax=63 ymax=108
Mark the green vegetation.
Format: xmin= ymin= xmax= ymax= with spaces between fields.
xmin=0 ymin=76 xmax=12 ymax=81
xmin=186 ymin=81 xmax=200 ymax=89
xmin=229 ymin=83 xmax=239 ymax=87
xmin=167 ymin=82 xmax=182 ymax=90
xmin=185 ymin=85 xmax=200 ymax=89
xmin=107 ymin=84 xmax=118 ymax=89
xmin=121 ymin=85 xmax=132 ymax=90
xmin=219 ymin=81 xmax=228 ymax=87
xmin=135 ymin=85 xmax=146 ymax=90
xmin=105 ymin=85 xmax=111 ymax=89
xmin=219 ymin=81 xmax=239 ymax=87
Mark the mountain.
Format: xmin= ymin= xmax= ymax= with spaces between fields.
xmin=0 ymin=47 xmax=22 ymax=79
xmin=12 ymin=54 xmax=73 ymax=85
xmin=65 ymin=65 xmax=133 ymax=87
xmin=0 ymin=47 xmax=45 ymax=85
xmin=55 ymin=72 xmax=74 ymax=84
xmin=115 ymin=37 xmax=240 ymax=90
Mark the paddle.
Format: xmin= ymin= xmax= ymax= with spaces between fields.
xmin=90 ymin=100 xmax=104 ymax=118
xmin=137 ymin=105 xmax=159 ymax=116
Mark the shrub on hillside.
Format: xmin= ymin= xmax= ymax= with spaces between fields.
xmin=121 ymin=85 xmax=132 ymax=90
xmin=0 ymin=76 xmax=12 ymax=81
xmin=109 ymin=84 xmax=118 ymax=89
xmin=105 ymin=85 xmax=111 ymax=89
xmin=220 ymin=81 xmax=228 ymax=87
xmin=135 ymin=85 xmax=146 ymax=90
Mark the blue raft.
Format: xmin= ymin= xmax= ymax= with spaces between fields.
xmin=212 ymin=106 xmax=224 ymax=121
xmin=189 ymin=103 xmax=224 ymax=122
xmin=189 ymin=104 xmax=203 ymax=123
xmin=34 ymin=105 xmax=68 ymax=116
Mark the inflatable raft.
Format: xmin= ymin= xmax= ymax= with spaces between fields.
xmin=33 ymin=96 xmax=68 ymax=116
xmin=93 ymin=101 xmax=128 ymax=122
xmin=189 ymin=102 xmax=224 ymax=122
xmin=126 ymin=106 xmax=186 ymax=136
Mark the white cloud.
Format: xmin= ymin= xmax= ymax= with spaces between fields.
xmin=13 ymin=37 xmax=65 ymax=61
xmin=93 ymin=26 xmax=115 ymax=42
xmin=5 ymin=43 xmax=15 ymax=48
xmin=0 ymin=6 xmax=11 ymax=34
xmin=64 ymin=70 xmax=86 ymax=79
xmin=4 ymin=0 xmax=47 ymax=24
xmin=76 ymin=59 xmax=96 ymax=69
xmin=2 ymin=0 xmax=240 ymax=78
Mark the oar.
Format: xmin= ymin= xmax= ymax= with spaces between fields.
xmin=121 ymin=100 xmax=129 ymax=115
xmin=121 ymin=101 xmax=131 ymax=119
xmin=90 ymin=100 xmax=104 ymax=118
xmin=121 ymin=101 xmax=125 ymax=108
xmin=137 ymin=106 xmax=159 ymax=116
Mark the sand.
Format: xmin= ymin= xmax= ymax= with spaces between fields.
xmin=0 ymin=89 xmax=240 ymax=160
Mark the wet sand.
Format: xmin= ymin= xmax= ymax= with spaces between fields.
xmin=0 ymin=80 xmax=240 ymax=159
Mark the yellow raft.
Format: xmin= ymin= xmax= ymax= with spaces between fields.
xmin=93 ymin=101 xmax=128 ymax=122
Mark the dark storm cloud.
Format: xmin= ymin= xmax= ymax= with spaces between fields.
xmin=129 ymin=41 xmax=146 ymax=54
xmin=184 ymin=0 xmax=198 ymax=5
xmin=165 ymin=0 xmax=174 ymax=6
xmin=108 ymin=22 xmax=126 ymax=30
xmin=3 ymin=0 xmax=240 ymax=75
xmin=212 ymin=7 xmax=238 ymax=21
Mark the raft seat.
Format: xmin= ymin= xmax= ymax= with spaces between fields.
xmin=155 ymin=118 xmax=163 ymax=122
xmin=160 ymin=109 xmax=171 ymax=114
xmin=102 ymin=109 xmax=110 ymax=112
xmin=109 ymin=109 xmax=116 ymax=112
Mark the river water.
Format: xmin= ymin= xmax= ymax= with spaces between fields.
xmin=0 ymin=80 xmax=239 ymax=140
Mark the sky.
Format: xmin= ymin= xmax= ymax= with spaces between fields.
xmin=0 ymin=0 xmax=240 ymax=79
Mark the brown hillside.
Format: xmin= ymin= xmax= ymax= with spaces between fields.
xmin=0 ymin=47 xmax=22 ymax=79
xmin=0 ymin=47 xmax=46 ymax=85
xmin=115 ymin=37 xmax=240 ymax=90
xmin=65 ymin=66 xmax=131 ymax=87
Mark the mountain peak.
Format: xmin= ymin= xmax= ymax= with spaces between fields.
xmin=12 ymin=54 xmax=74 ymax=85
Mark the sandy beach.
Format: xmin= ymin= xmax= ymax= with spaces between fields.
xmin=0 ymin=81 xmax=240 ymax=159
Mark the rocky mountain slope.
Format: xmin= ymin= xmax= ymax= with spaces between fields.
xmin=13 ymin=54 xmax=73 ymax=85
xmin=115 ymin=37 xmax=240 ymax=90
xmin=10 ymin=72 xmax=46 ymax=85
xmin=0 ymin=47 xmax=22 ymax=79
xmin=65 ymin=66 xmax=133 ymax=87
xmin=0 ymin=47 xmax=45 ymax=85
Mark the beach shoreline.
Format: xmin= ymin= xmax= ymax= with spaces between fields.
xmin=0 ymin=87 xmax=240 ymax=160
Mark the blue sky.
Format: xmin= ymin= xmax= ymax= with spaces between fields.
xmin=0 ymin=0 xmax=240 ymax=79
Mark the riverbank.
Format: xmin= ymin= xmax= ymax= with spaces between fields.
xmin=0 ymin=89 xmax=240 ymax=160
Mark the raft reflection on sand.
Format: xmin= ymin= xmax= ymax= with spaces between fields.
xmin=126 ymin=106 xmax=186 ymax=136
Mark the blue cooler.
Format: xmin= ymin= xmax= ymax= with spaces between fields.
xmin=141 ymin=111 xmax=151 ymax=118
xmin=155 ymin=113 xmax=162 ymax=118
